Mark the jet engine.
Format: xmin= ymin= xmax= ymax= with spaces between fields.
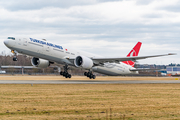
xmin=31 ymin=57 xmax=50 ymax=68
xmin=74 ymin=56 xmax=93 ymax=69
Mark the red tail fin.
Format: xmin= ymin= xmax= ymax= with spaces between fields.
xmin=123 ymin=42 xmax=142 ymax=67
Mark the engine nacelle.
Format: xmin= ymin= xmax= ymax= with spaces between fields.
xmin=31 ymin=57 xmax=50 ymax=68
xmin=74 ymin=56 xmax=93 ymax=69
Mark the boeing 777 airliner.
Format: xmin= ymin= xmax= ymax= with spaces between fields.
xmin=4 ymin=37 xmax=175 ymax=79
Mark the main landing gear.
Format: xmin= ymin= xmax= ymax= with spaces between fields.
xmin=60 ymin=64 xmax=72 ymax=78
xmin=84 ymin=71 xmax=96 ymax=79
xmin=11 ymin=50 xmax=17 ymax=61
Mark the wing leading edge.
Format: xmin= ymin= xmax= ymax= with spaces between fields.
xmin=92 ymin=53 xmax=176 ymax=65
xmin=129 ymin=68 xmax=160 ymax=71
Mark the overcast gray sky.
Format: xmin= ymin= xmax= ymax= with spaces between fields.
xmin=0 ymin=0 xmax=179 ymax=64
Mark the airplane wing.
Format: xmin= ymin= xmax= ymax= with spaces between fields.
xmin=129 ymin=68 xmax=160 ymax=71
xmin=92 ymin=53 xmax=176 ymax=65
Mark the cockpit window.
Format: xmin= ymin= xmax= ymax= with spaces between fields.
xmin=7 ymin=37 xmax=15 ymax=40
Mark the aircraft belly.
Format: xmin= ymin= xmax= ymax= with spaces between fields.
xmin=93 ymin=66 xmax=123 ymax=76
xmin=92 ymin=67 xmax=119 ymax=76
xmin=92 ymin=64 xmax=133 ymax=76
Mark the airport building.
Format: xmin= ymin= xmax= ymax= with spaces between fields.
xmin=135 ymin=63 xmax=180 ymax=76
xmin=166 ymin=63 xmax=180 ymax=75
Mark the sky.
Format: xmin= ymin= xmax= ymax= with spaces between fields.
xmin=0 ymin=0 xmax=179 ymax=65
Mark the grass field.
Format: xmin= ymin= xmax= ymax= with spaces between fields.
xmin=1 ymin=83 xmax=180 ymax=119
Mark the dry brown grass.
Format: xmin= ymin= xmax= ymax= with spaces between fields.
xmin=0 ymin=75 xmax=178 ymax=80
xmin=1 ymin=84 xmax=180 ymax=119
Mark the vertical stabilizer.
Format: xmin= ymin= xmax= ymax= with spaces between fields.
xmin=123 ymin=42 xmax=142 ymax=67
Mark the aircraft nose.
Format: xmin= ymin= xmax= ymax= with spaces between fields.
xmin=4 ymin=39 xmax=9 ymax=46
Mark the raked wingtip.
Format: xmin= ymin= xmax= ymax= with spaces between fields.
xmin=168 ymin=53 xmax=177 ymax=55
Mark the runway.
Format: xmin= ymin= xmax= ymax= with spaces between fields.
xmin=0 ymin=80 xmax=180 ymax=84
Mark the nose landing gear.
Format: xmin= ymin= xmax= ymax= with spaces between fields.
xmin=60 ymin=64 xmax=72 ymax=78
xmin=84 ymin=71 xmax=96 ymax=79
xmin=11 ymin=50 xmax=17 ymax=61
xmin=13 ymin=57 xmax=17 ymax=61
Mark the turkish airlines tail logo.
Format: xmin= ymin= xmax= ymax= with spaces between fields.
xmin=123 ymin=42 xmax=142 ymax=67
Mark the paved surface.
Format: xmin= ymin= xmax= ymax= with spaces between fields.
xmin=0 ymin=80 xmax=180 ymax=84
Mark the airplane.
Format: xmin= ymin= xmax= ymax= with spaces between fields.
xmin=4 ymin=37 xmax=175 ymax=79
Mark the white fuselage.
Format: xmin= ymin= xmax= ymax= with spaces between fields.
xmin=4 ymin=37 xmax=138 ymax=76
